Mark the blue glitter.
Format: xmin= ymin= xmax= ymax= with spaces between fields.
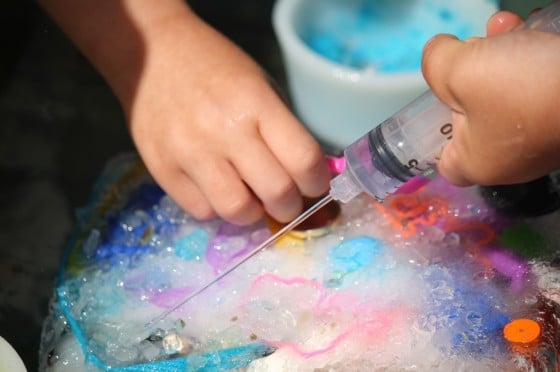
xmin=175 ymin=229 xmax=209 ymax=261
xmin=329 ymin=236 xmax=383 ymax=273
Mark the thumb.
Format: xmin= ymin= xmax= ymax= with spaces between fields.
xmin=437 ymin=133 xmax=474 ymax=187
xmin=421 ymin=34 xmax=467 ymax=112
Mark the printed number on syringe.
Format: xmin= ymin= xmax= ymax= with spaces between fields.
xmin=404 ymin=121 xmax=453 ymax=173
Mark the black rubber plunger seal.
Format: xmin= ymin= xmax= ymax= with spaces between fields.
xmin=368 ymin=124 xmax=413 ymax=182
xmin=479 ymin=175 xmax=560 ymax=217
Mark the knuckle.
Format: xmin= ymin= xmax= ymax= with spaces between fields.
xmin=187 ymin=201 xmax=216 ymax=221
xmin=294 ymin=147 xmax=324 ymax=174
xmin=266 ymin=180 xmax=299 ymax=205
xmin=290 ymin=149 xmax=330 ymax=197
xmin=217 ymin=193 xmax=256 ymax=221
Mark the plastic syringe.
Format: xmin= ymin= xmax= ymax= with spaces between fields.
xmin=330 ymin=1 xmax=560 ymax=204
xmin=329 ymin=90 xmax=448 ymax=202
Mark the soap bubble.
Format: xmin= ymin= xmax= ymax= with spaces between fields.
xmin=41 ymin=159 xmax=560 ymax=370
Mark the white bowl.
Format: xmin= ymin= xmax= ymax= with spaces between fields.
xmin=0 ymin=336 xmax=26 ymax=372
xmin=272 ymin=0 xmax=498 ymax=150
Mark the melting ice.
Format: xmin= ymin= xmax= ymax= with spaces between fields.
xmin=39 ymin=156 xmax=560 ymax=371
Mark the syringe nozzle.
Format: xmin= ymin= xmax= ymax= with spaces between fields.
xmin=329 ymin=168 xmax=363 ymax=203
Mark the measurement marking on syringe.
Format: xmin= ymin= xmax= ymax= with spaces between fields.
xmin=440 ymin=123 xmax=453 ymax=140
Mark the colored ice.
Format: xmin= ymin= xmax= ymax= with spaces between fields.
xmin=301 ymin=0 xmax=492 ymax=72
xmin=39 ymin=155 xmax=560 ymax=371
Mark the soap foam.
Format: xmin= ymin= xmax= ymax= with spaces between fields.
xmin=40 ymin=157 xmax=559 ymax=371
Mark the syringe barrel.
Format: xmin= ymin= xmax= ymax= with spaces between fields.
xmin=523 ymin=1 xmax=560 ymax=33
xmin=335 ymin=91 xmax=451 ymax=202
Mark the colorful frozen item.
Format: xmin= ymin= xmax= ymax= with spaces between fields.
xmin=39 ymin=154 xmax=560 ymax=371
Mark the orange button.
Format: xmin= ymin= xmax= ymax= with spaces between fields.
xmin=503 ymin=318 xmax=541 ymax=344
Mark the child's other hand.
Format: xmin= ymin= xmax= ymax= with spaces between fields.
xmin=422 ymin=10 xmax=560 ymax=187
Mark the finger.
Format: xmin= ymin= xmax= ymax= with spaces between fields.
xmin=231 ymin=131 xmax=303 ymax=223
xmin=164 ymin=172 xmax=217 ymax=221
xmin=437 ymin=143 xmax=473 ymax=187
xmin=143 ymin=158 xmax=217 ymax=220
xmin=258 ymin=105 xmax=331 ymax=198
xmin=187 ymin=154 xmax=264 ymax=225
xmin=486 ymin=11 xmax=523 ymax=36
xmin=422 ymin=34 xmax=465 ymax=111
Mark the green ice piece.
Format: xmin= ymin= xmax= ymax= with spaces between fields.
xmin=498 ymin=223 xmax=546 ymax=258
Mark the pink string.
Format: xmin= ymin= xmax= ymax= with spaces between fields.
xmin=241 ymin=273 xmax=402 ymax=359
xmin=271 ymin=314 xmax=394 ymax=358
xmin=149 ymin=286 xmax=194 ymax=308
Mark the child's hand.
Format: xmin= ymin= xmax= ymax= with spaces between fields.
xmin=422 ymin=10 xmax=560 ymax=187
xmin=122 ymin=12 xmax=330 ymax=225
xmin=38 ymin=0 xmax=330 ymax=225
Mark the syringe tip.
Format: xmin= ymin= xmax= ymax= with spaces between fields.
xmin=329 ymin=168 xmax=362 ymax=203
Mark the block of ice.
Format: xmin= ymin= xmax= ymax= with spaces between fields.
xmin=39 ymin=154 xmax=560 ymax=371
